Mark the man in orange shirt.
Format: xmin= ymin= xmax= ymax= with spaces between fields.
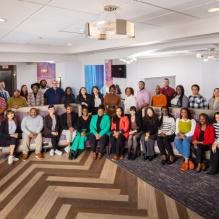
xmin=151 ymin=85 xmax=167 ymax=107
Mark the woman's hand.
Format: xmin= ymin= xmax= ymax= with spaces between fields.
xmin=212 ymin=142 xmax=217 ymax=153
xmin=81 ymin=131 xmax=86 ymax=136
xmin=51 ymin=132 xmax=58 ymax=136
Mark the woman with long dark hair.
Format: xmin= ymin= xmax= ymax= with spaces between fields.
xmin=192 ymin=113 xmax=215 ymax=173
xmin=76 ymin=87 xmax=91 ymax=112
xmin=20 ymin=85 xmax=28 ymax=101
xmin=124 ymin=87 xmax=136 ymax=115
xmin=157 ymin=106 xmax=176 ymax=165
xmin=141 ymin=107 xmax=159 ymax=161
xmin=208 ymin=88 xmax=219 ymax=110
xmin=110 ymin=107 xmax=130 ymax=161
xmin=61 ymin=87 xmax=75 ymax=104
xmin=90 ymin=86 xmax=104 ymax=115
xmin=0 ymin=110 xmax=21 ymax=164
xmin=174 ymin=108 xmax=196 ymax=171
xmin=207 ymin=112 xmax=219 ymax=175
xmin=171 ymin=85 xmax=189 ymax=108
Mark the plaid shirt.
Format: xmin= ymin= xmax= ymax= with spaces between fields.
xmin=188 ymin=94 xmax=207 ymax=109
xmin=28 ymin=92 xmax=44 ymax=106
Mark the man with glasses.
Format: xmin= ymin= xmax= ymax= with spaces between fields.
xmin=189 ymin=84 xmax=208 ymax=109
xmin=44 ymin=80 xmax=64 ymax=105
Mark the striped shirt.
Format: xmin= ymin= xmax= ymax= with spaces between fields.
xmin=158 ymin=115 xmax=176 ymax=135
xmin=213 ymin=123 xmax=219 ymax=141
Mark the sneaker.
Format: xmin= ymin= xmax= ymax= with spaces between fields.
xmin=50 ymin=149 xmax=55 ymax=156
xmin=12 ymin=156 xmax=19 ymax=162
xmin=35 ymin=153 xmax=44 ymax=160
xmin=22 ymin=154 xmax=28 ymax=161
xmin=55 ymin=149 xmax=62 ymax=156
xmin=64 ymin=146 xmax=70 ymax=153
xmin=8 ymin=155 xmax=13 ymax=165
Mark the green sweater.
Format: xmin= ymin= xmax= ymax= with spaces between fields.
xmin=178 ymin=120 xmax=192 ymax=133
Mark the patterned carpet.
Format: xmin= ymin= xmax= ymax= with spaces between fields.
xmin=0 ymin=150 xmax=204 ymax=219
xmin=109 ymin=154 xmax=219 ymax=219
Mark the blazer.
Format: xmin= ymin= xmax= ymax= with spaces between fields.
xmin=60 ymin=112 xmax=78 ymax=133
xmin=128 ymin=114 xmax=142 ymax=133
xmin=0 ymin=121 xmax=22 ymax=140
xmin=76 ymin=94 xmax=91 ymax=112
xmin=208 ymin=97 xmax=219 ymax=110
xmin=193 ymin=124 xmax=215 ymax=146
xmin=27 ymin=92 xmax=44 ymax=106
xmin=90 ymin=114 xmax=111 ymax=137
xmin=111 ymin=116 xmax=130 ymax=139
xmin=43 ymin=114 xmax=60 ymax=135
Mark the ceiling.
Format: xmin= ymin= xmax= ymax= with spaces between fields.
xmin=1 ymin=0 xmax=219 ymax=56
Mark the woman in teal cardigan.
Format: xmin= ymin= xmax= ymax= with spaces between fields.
xmin=89 ymin=106 xmax=111 ymax=160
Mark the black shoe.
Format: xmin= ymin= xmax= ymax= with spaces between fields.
xmin=166 ymin=158 xmax=175 ymax=165
xmin=131 ymin=154 xmax=137 ymax=160
xmin=127 ymin=153 xmax=132 ymax=160
xmin=161 ymin=160 xmax=167 ymax=165
xmin=143 ymin=155 xmax=149 ymax=160
xmin=73 ymin=150 xmax=79 ymax=159
xmin=207 ymin=169 xmax=218 ymax=175
xmin=148 ymin=155 xmax=155 ymax=161
xmin=68 ymin=150 xmax=75 ymax=160
xmin=142 ymin=154 xmax=145 ymax=160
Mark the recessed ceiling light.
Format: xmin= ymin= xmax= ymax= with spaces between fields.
xmin=208 ymin=8 xmax=219 ymax=12
xmin=0 ymin=18 xmax=6 ymax=22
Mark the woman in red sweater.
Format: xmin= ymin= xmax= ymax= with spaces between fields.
xmin=192 ymin=113 xmax=215 ymax=173
xmin=110 ymin=107 xmax=130 ymax=161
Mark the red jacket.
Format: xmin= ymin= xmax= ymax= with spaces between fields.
xmin=193 ymin=124 xmax=215 ymax=146
xmin=111 ymin=116 xmax=130 ymax=139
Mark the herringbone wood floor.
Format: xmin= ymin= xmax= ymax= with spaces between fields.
xmin=0 ymin=150 xmax=203 ymax=219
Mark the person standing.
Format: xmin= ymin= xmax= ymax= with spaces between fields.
xmin=20 ymin=85 xmax=28 ymax=101
xmin=21 ymin=108 xmax=44 ymax=161
xmin=44 ymin=80 xmax=64 ymax=105
xmin=0 ymin=81 xmax=10 ymax=100
xmin=28 ymin=83 xmax=44 ymax=106
xmin=171 ymin=85 xmax=189 ymax=108
xmin=61 ymin=87 xmax=76 ymax=105
xmin=76 ymin=87 xmax=91 ymax=112
xmin=151 ymin=85 xmax=167 ymax=107
xmin=136 ymin=81 xmax=150 ymax=114
xmin=90 ymin=86 xmax=104 ymax=115
xmin=39 ymin=79 xmax=49 ymax=94
xmin=123 ymin=87 xmax=136 ymax=115
xmin=208 ymin=88 xmax=219 ymax=110
xmin=0 ymin=97 xmax=7 ymax=123
xmin=160 ymin=78 xmax=175 ymax=107
xmin=188 ymin=84 xmax=207 ymax=109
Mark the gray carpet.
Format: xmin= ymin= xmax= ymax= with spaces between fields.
xmin=107 ymin=154 xmax=219 ymax=219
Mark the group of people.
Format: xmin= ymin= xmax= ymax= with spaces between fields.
xmin=0 ymin=78 xmax=219 ymax=175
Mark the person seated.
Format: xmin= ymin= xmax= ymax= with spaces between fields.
xmin=76 ymin=87 xmax=91 ymax=112
xmin=171 ymin=85 xmax=189 ymax=108
xmin=89 ymin=106 xmax=110 ymax=160
xmin=151 ymin=85 xmax=167 ymax=107
xmin=43 ymin=105 xmax=62 ymax=156
xmin=127 ymin=106 xmax=142 ymax=160
xmin=104 ymin=84 xmax=121 ymax=118
xmin=192 ymin=113 xmax=215 ymax=173
xmin=21 ymin=108 xmax=44 ymax=161
xmin=110 ymin=107 xmax=130 ymax=161
xmin=0 ymin=110 xmax=21 ymax=164
xmin=157 ymin=106 xmax=176 ymax=165
xmin=174 ymin=108 xmax=196 ymax=171
xmin=61 ymin=87 xmax=76 ymax=104
xmin=123 ymin=87 xmax=136 ymax=115
xmin=208 ymin=88 xmax=219 ymax=110
xmin=141 ymin=107 xmax=159 ymax=161
xmin=20 ymin=85 xmax=28 ymax=101
xmin=0 ymin=97 xmax=7 ymax=123
xmin=90 ymin=86 xmax=104 ymax=115
xmin=7 ymin=89 xmax=28 ymax=109
xmin=207 ymin=112 xmax=219 ymax=175
xmin=28 ymin=83 xmax=44 ymax=106
xmin=60 ymin=104 xmax=78 ymax=153
xmin=188 ymin=84 xmax=207 ymax=109
xmin=69 ymin=106 xmax=91 ymax=160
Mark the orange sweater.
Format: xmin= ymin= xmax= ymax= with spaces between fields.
xmin=151 ymin=94 xmax=167 ymax=107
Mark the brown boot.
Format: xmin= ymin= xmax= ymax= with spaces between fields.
xmin=93 ymin=152 xmax=97 ymax=160
xmin=97 ymin=152 xmax=102 ymax=160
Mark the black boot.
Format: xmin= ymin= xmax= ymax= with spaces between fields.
xmin=68 ymin=150 xmax=75 ymax=160
xmin=131 ymin=154 xmax=137 ymax=160
xmin=73 ymin=150 xmax=79 ymax=159
xmin=127 ymin=153 xmax=132 ymax=160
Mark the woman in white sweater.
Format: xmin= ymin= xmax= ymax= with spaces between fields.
xmin=123 ymin=87 xmax=136 ymax=115
xmin=157 ymin=106 xmax=176 ymax=165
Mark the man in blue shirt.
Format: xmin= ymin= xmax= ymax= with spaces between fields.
xmin=44 ymin=80 xmax=64 ymax=105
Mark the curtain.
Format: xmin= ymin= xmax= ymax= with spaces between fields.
xmin=85 ymin=65 xmax=104 ymax=94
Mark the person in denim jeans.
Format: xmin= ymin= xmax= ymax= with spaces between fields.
xmin=174 ymin=108 xmax=196 ymax=171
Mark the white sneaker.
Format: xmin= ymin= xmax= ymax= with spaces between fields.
xmin=12 ymin=156 xmax=19 ymax=162
xmin=64 ymin=146 xmax=70 ymax=153
xmin=50 ymin=149 xmax=55 ymax=156
xmin=8 ymin=155 xmax=13 ymax=165
xmin=55 ymin=149 xmax=62 ymax=156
